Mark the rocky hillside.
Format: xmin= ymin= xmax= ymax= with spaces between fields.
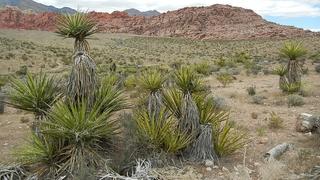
xmin=0 ymin=5 xmax=317 ymax=40
xmin=0 ymin=0 xmax=76 ymax=13
xmin=124 ymin=8 xmax=161 ymax=17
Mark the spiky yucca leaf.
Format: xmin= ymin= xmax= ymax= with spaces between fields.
xmin=94 ymin=83 xmax=127 ymax=114
xmin=195 ymin=96 xmax=229 ymax=125
xmin=134 ymin=109 xmax=191 ymax=153
xmin=56 ymin=12 xmax=97 ymax=51
xmin=273 ymin=65 xmax=287 ymax=76
xmin=9 ymin=73 xmax=61 ymax=117
xmin=280 ymin=41 xmax=306 ymax=61
xmin=213 ymin=121 xmax=248 ymax=157
xmin=174 ymin=67 xmax=203 ymax=94
xmin=163 ymin=129 xmax=192 ymax=153
xmin=280 ymin=82 xmax=301 ymax=93
xmin=16 ymin=134 xmax=60 ymax=177
xmin=138 ymin=70 xmax=165 ymax=93
xmin=162 ymin=88 xmax=183 ymax=119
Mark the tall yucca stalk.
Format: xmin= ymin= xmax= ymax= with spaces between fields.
xmin=56 ymin=12 xmax=97 ymax=105
xmin=138 ymin=70 xmax=165 ymax=118
xmin=8 ymin=73 xmax=62 ymax=134
xmin=280 ymin=41 xmax=306 ymax=88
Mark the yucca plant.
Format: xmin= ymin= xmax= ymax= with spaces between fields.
xmin=18 ymin=100 xmax=121 ymax=178
xmin=138 ymin=70 xmax=166 ymax=118
xmin=281 ymin=82 xmax=301 ymax=94
xmin=8 ymin=73 xmax=61 ymax=134
xmin=280 ymin=41 xmax=306 ymax=88
xmin=134 ymin=108 xmax=191 ymax=153
xmin=95 ymin=82 xmax=127 ymax=114
xmin=56 ymin=12 xmax=97 ymax=52
xmin=56 ymin=12 xmax=97 ymax=106
xmin=273 ymin=65 xmax=288 ymax=90
xmin=213 ymin=121 xmax=248 ymax=157
xmin=162 ymin=88 xmax=183 ymax=119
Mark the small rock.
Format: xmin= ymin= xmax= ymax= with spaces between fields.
xmin=258 ymin=137 xmax=268 ymax=144
xmin=205 ymin=160 xmax=214 ymax=167
xmin=3 ymin=142 xmax=8 ymax=146
xmin=206 ymin=167 xmax=212 ymax=171
xmin=254 ymin=162 xmax=260 ymax=167
xmin=222 ymin=167 xmax=229 ymax=172
xmin=213 ymin=165 xmax=219 ymax=169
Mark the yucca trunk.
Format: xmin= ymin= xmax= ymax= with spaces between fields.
xmin=189 ymin=124 xmax=218 ymax=162
xmin=148 ymin=91 xmax=162 ymax=119
xmin=0 ymin=92 xmax=4 ymax=114
xmin=180 ymin=93 xmax=200 ymax=136
xmin=286 ymin=60 xmax=301 ymax=87
xmin=279 ymin=75 xmax=287 ymax=90
xmin=68 ymin=51 xmax=96 ymax=106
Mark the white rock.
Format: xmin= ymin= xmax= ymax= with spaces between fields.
xmin=222 ymin=167 xmax=229 ymax=172
xmin=213 ymin=165 xmax=219 ymax=169
xmin=205 ymin=160 xmax=214 ymax=167
xmin=3 ymin=142 xmax=8 ymax=146
xmin=254 ymin=162 xmax=261 ymax=167
xmin=206 ymin=167 xmax=212 ymax=171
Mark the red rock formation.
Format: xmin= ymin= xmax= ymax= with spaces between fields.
xmin=0 ymin=5 xmax=317 ymax=40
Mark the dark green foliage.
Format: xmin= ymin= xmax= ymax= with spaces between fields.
xmin=9 ymin=73 xmax=62 ymax=117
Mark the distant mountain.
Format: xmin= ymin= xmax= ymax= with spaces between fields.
xmin=124 ymin=8 xmax=160 ymax=17
xmin=0 ymin=5 xmax=318 ymax=40
xmin=0 ymin=0 xmax=76 ymax=13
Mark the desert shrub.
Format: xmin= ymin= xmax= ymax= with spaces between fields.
xmin=234 ymin=51 xmax=251 ymax=64
xmin=216 ymin=73 xmax=234 ymax=87
xmin=211 ymin=96 xmax=229 ymax=111
xmin=194 ymin=62 xmax=212 ymax=76
xmin=138 ymin=70 xmax=165 ymax=93
xmin=315 ymin=64 xmax=320 ymax=73
xmin=268 ymin=112 xmax=283 ymax=129
xmin=251 ymin=95 xmax=265 ymax=105
xmin=287 ymin=94 xmax=304 ymax=107
xmin=246 ymin=85 xmax=256 ymax=96
xmin=215 ymin=57 xmax=227 ymax=67
xmin=16 ymin=65 xmax=28 ymax=76
xmin=124 ymin=75 xmax=137 ymax=89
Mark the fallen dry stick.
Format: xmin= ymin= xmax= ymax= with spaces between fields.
xmin=264 ymin=143 xmax=292 ymax=162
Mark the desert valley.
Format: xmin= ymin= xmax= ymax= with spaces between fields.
xmin=0 ymin=0 xmax=319 ymax=179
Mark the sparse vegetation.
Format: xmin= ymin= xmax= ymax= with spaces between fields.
xmin=217 ymin=73 xmax=234 ymax=87
xmin=268 ymin=112 xmax=283 ymax=129
xmin=287 ymin=94 xmax=304 ymax=107
xmin=246 ymin=85 xmax=256 ymax=96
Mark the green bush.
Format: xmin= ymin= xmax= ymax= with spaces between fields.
xmin=216 ymin=73 xmax=234 ymax=87
xmin=194 ymin=62 xmax=212 ymax=76
xmin=287 ymin=94 xmax=304 ymax=107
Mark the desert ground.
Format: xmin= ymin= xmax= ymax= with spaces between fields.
xmin=0 ymin=29 xmax=320 ymax=179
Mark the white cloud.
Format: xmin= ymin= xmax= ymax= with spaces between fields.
xmin=35 ymin=0 xmax=320 ymax=17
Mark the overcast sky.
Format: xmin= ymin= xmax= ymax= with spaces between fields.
xmin=35 ymin=0 xmax=320 ymax=31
